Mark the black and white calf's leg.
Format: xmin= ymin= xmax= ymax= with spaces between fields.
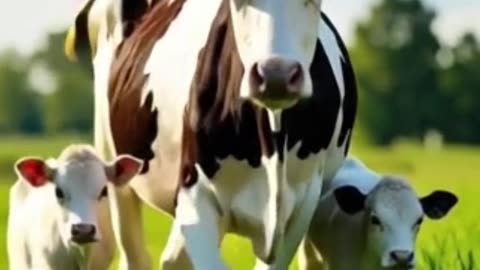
xmin=161 ymin=179 xmax=228 ymax=270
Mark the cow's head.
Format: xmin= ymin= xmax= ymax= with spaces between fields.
xmin=334 ymin=177 xmax=458 ymax=269
xmin=14 ymin=145 xmax=142 ymax=245
xmin=229 ymin=0 xmax=323 ymax=110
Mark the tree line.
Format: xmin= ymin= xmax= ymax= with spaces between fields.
xmin=0 ymin=0 xmax=478 ymax=145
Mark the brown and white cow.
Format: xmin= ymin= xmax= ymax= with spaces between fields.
xmin=65 ymin=0 xmax=357 ymax=269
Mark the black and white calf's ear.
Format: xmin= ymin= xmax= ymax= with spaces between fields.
xmin=105 ymin=154 xmax=144 ymax=186
xmin=334 ymin=185 xmax=367 ymax=215
xmin=420 ymin=190 xmax=458 ymax=220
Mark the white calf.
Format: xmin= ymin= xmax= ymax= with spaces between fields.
xmin=298 ymin=157 xmax=458 ymax=270
xmin=7 ymin=144 xmax=142 ymax=270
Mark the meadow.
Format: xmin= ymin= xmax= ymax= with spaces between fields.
xmin=0 ymin=135 xmax=478 ymax=269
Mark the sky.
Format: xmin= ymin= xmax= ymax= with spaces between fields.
xmin=0 ymin=0 xmax=479 ymax=55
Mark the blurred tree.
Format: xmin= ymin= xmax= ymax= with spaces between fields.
xmin=351 ymin=0 xmax=441 ymax=144
xmin=0 ymin=49 xmax=44 ymax=134
xmin=437 ymin=33 xmax=480 ymax=143
xmin=31 ymin=31 xmax=94 ymax=134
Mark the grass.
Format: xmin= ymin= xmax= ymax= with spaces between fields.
xmin=0 ymin=135 xmax=478 ymax=269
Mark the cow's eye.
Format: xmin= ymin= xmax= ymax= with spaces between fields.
xmin=370 ymin=215 xmax=381 ymax=226
xmin=99 ymin=186 xmax=108 ymax=199
xmin=55 ymin=187 xmax=64 ymax=200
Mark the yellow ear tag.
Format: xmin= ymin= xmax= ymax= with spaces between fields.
xmin=64 ymin=26 xmax=78 ymax=62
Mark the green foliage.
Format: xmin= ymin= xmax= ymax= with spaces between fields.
xmin=350 ymin=0 xmax=480 ymax=145
xmin=351 ymin=0 xmax=441 ymax=144
xmin=437 ymin=33 xmax=480 ymax=143
xmin=0 ymin=50 xmax=44 ymax=134
xmin=32 ymin=31 xmax=94 ymax=134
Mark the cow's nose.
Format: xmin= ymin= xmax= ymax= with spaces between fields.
xmin=71 ymin=223 xmax=96 ymax=244
xmin=390 ymin=250 xmax=414 ymax=267
xmin=249 ymin=57 xmax=304 ymax=109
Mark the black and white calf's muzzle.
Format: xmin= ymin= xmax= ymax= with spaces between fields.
xmin=70 ymin=223 xmax=97 ymax=244
xmin=390 ymin=250 xmax=415 ymax=269
xmin=249 ymin=56 xmax=305 ymax=110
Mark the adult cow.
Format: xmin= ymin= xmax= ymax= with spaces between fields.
xmin=65 ymin=0 xmax=357 ymax=269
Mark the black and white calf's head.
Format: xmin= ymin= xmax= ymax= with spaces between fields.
xmin=230 ymin=0 xmax=324 ymax=109
xmin=334 ymin=177 xmax=458 ymax=269
xmin=15 ymin=145 xmax=142 ymax=245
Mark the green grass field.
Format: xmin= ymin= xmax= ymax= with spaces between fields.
xmin=0 ymin=135 xmax=478 ymax=269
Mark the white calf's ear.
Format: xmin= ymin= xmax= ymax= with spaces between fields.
xmin=15 ymin=157 xmax=54 ymax=187
xmin=334 ymin=185 xmax=366 ymax=215
xmin=105 ymin=155 xmax=143 ymax=186
xmin=420 ymin=190 xmax=458 ymax=220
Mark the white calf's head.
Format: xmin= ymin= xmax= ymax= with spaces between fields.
xmin=334 ymin=176 xmax=458 ymax=269
xmin=15 ymin=145 xmax=142 ymax=245
xmin=230 ymin=0 xmax=323 ymax=109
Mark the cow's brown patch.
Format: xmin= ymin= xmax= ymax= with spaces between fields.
xmin=108 ymin=0 xmax=187 ymax=173
xmin=179 ymin=8 xmax=358 ymax=187
xmin=180 ymin=0 xmax=274 ymax=187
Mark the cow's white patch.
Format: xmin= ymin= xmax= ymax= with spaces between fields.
xmin=319 ymin=18 xmax=346 ymax=100
xmin=230 ymin=0 xmax=323 ymax=99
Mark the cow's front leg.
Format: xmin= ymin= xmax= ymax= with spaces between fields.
xmin=254 ymin=172 xmax=323 ymax=270
xmin=108 ymin=184 xmax=151 ymax=270
xmin=161 ymin=182 xmax=228 ymax=270
xmin=297 ymin=237 xmax=327 ymax=270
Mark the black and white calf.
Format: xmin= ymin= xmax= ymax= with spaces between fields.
xmin=298 ymin=158 xmax=458 ymax=270
xmin=65 ymin=0 xmax=357 ymax=269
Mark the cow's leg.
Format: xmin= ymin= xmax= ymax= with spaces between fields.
xmin=87 ymin=200 xmax=116 ymax=270
xmin=297 ymin=238 xmax=326 ymax=270
xmin=254 ymin=172 xmax=323 ymax=270
xmin=161 ymin=183 xmax=227 ymax=270
xmin=109 ymin=184 xmax=152 ymax=270
xmin=160 ymin=221 xmax=194 ymax=270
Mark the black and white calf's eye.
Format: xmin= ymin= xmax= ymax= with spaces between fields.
xmin=370 ymin=215 xmax=382 ymax=226
xmin=414 ymin=216 xmax=424 ymax=227
xmin=98 ymin=186 xmax=108 ymax=199
xmin=55 ymin=187 xmax=64 ymax=200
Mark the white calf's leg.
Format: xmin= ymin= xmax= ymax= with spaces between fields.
xmin=162 ymin=183 xmax=227 ymax=270
xmin=254 ymin=173 xmax=323 ymax=270
xmin=108 ymin=184 xmax=151 ymax=270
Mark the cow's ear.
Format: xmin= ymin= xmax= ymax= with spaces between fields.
xmin=15 ymin=158 xmax=55 ymax=187
xmin=334 ymin=185 xmax=367 ymax=215
xmin=65 ymin=0 xmax=97 ymax=63
xmin=420 ymin=190 xmax=458 ymax=220
xmin=105 ymin=155 xmax=143 ymax=186
xmin=64 ymin=0 xmax=149 ymax=63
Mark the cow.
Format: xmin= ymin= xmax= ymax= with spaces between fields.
xmin=298 ymin=157 xmax=458 ymax=270
xmin=7 ymin=144 xmax=142 ymax=270
xmin=64 ymin=0 xmax=358 ymax=269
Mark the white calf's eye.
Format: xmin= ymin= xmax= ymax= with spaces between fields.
xmin=55 ymin=187 xmax=64 ymax=200
xmin=99 ymin=186 xmax=108 ymax=199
